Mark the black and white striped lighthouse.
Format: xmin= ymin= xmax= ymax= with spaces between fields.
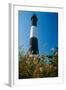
xmin=29 ymin=14 xmax=39 ymax=55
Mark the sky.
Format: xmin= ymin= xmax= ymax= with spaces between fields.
xmin=18 ymin=10 xmax=58 ymax=55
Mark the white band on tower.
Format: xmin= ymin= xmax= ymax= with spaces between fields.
xmin=30 ymin=26 xmax=37 ymax=38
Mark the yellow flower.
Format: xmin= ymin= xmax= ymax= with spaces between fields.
xmin=33 ymin=56 xmax=38 ymax=64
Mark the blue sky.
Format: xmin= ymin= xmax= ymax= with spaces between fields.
xmin=18 ymin=11 xmax=58 ymax=55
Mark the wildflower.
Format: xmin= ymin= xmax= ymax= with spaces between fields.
xmin=40 ymin=67 xmax=43 ymax=72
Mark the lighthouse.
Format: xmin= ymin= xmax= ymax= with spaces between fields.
xmin=29 ymin=14 xmax=39 ymax=55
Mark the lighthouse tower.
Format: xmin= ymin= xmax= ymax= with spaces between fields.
xmin=29 ymin=14 xmax=39 ymax=55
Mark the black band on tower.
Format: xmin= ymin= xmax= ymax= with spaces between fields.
xmin=29 ymin=37 xmax=39 ymax=54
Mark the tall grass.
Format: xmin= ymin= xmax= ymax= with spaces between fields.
xmin=19 ymin=48 xmax=58 ymax=79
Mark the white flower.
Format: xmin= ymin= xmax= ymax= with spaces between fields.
xmin=50 ymin=48 xmax=54 ymax=51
